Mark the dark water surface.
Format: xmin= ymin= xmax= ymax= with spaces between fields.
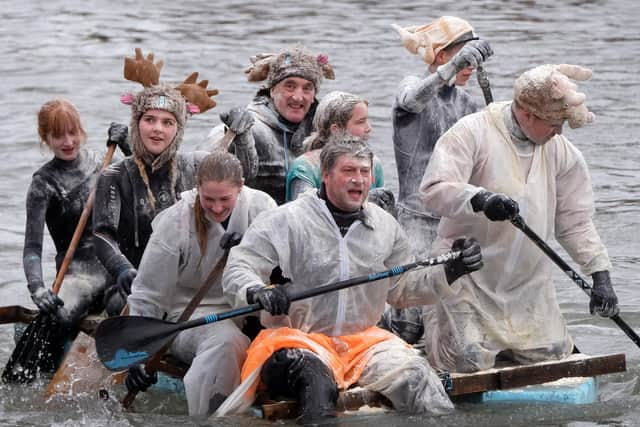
xmin=1 ymin=1 xmax=640 ymax=425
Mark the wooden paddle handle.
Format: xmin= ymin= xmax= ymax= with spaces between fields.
xmin=52 ymin=144 xmax=117 ymax=295
xmin=216 ymin=129 xmax=237 ymax=152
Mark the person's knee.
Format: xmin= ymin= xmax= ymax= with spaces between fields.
xmin=455 ymin=343 xmax=496 ymax=372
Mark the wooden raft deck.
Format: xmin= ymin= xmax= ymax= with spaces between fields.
xmin=258 ymin=353 xmax=626 ymax=419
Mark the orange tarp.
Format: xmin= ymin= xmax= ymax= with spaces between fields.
xmin=241 ymin=326 xmax=402 ymax=393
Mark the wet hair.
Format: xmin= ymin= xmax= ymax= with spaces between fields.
xmin=37 ymin=98 xmax=87 ymax=146
xmin=196 ymin=150 xmax=244 ymax=188
xmin=320 ymin=132 xmax=373 ymax=175
xmin=305 ymin=91 xmax=368 ymax=151
xmin=194 ymin=150 xmax=244 ymax=255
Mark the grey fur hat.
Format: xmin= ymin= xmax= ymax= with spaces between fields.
xmin=244 ymin=46 xmax=335 ymax=89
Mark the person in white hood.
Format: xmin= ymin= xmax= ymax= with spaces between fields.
xmin=125 ymin=150 xmax=276 ymax=416
xmin=419 ymin=63 xmax=619 ymax=373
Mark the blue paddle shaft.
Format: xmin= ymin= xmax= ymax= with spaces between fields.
xmin=97 ymin=250 xmax=461 ymax=370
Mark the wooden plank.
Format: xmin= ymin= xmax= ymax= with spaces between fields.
xmin=337 ymin=388 xmax=391 ymax=411
xmin=447 ymin=353 xmax=626 ymax=396
xmin=261 ymin=400 xmax=297 ymax=420
xmin=500 ymin=353 xmax=626 ymax=389
xmin=260 ymin=387 xmax=392 ymax=420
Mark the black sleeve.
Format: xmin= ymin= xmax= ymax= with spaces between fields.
xmin=92 ymin=165 xmax=134 ymax=277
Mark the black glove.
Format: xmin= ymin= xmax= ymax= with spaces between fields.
xmin=125 ymin=364 xmax=158 ymax=393
xmin=367 ymin=188 xmax=398 ymax=218
xmin=220 ymin=231 xmax=242 ymax=250
xmin=29 ymin=281 xmax=64 ymax=315
xmin=220 ymin=107 xmax=255 ymax=136
xmin=471 ymin=190 xmax=519 ymax=221
xmin=246 ymin=285 xmax=291 ymax=316
xmin=589 ymin=271 xmax=619 ymax=317
xmin=107 ymin=122 xmax=131 ymax=156
xmin=103 ymin=284 xmax=127 ymax=317
xmin=437 ymin=39 xmax=493 ymax=81
xmin=378 ymin=306 xmax=424 ymax=345
xmin=445 ymin=237 xmax=484 ymax=284
xmin=116 ymin=267 xmax=138 ymax=295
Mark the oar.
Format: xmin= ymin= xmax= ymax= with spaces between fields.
xmin=510 ymin=214 xmax=640 ymax=348
xmin=2 ymin=144 xmax=117 ymax=383
xmin=476 ymin=65 xmax=493 ymax=105
xmin=120 ymin=232 xmax=241 ymax=409
xmin=96 ymin=250 xmax=461 ymax=371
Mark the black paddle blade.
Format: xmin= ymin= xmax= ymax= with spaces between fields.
xmin=95 ymin=315 xmax=181 ymax=371
xmin=2 ymin=313 xmax=69 ymax=383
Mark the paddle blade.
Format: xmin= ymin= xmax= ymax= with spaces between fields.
xmin=2 ymin=314 xmax=69 ymax=383
xmin=95 ymin=315 xmax=180 ymax=371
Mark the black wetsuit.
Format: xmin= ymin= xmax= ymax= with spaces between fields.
xmin=24 ymin=149 xmax=101 ymax=286
xmin=23 ymin=148 xmax=109 ymax=321
xmin=93 ymin=152 xmax=205 ymax=279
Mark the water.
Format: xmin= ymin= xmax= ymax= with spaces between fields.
xmin=1 ymin=0 xmax=640 ymax=425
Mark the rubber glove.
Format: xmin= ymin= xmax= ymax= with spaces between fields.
xmin=471 ymin=190 xmax=519 ymax=221
xmin=106 ymin=122 xmax=131 ymax=156
xmin=246 ymin=285 xmax=290 ymax=316
xmin=437 ymin=39 xmax=493 ymax=82
xmin=29 ymin=280 xmax=63 ymax=315
xmin=445 ymin=237 xmax=483 ymax=284
xmin=220 ymin=231 xmax=243 ymax=250
xmin=220 ymin=107 xmax=255 ymax=136
xmin=116 ymin=267 xmax=138 ymax=295
xmin=590 ymin=270 xmax=619 ymax=317
xmin=125 ymin=364 xmax=158 ymax=393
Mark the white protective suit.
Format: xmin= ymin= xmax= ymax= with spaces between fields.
xmin=221 ymin=191 xmax=454 ymax=414
xmin=419 ymin=101 xmax=611 ymax=372
xmin=128 ymin=187 xmax=277 ymax=416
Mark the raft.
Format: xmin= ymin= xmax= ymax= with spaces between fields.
xmin=11 ymin=316 xmax=627 ymax=418
xmin=252 ymin=352 xmax=626 ymax=420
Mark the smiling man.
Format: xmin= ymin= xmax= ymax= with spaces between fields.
xmin=221 ymin=135 xmax=484 ymax=422
xmin=206 ymin=46 xmax=334 ymax=205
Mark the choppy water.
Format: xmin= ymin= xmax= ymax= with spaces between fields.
xmin=1 ymin=0 xmax=640 ymax=425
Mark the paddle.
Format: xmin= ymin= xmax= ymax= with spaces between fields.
xmin=2 ymin=144 xmax=117 ymax=383
xmin=476 ymin=65 xmax=493 ymax=105
xmin=96 ymin=250 xmax=461 ymax=371
xmin=510 ymin=214 xmax=640 ymax=348
xmin=120 ymin=232 xmax=241 ymax=409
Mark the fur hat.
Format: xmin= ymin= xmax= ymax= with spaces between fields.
xmin=244 ymin=46 xmax=335 ymax=89
xmin=391 ymin=16 xmax=477 ymax=65
xmin=514 ymin=64 xmax=595 ymax=129
xmin=128 ymin=84 xmax=187 ymax=171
